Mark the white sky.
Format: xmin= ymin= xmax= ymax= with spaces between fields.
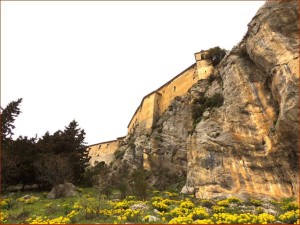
xmin=1 ymin=1 xmax=265 ymax=145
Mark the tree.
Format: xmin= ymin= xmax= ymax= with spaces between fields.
xmin=36 ymin=120 xmax=90 ymax=185
xmin=61 ymin=120 xmax=89 ymax=184
xmin=1 ymin=98 xmax=22 ymax=146
xmin=130 ymin=168 xmax=148 ymax=200
xmin=34 ymin=154 xmax=74 ymax=186
xmin=0 ymin=99 xmax=28 ymax=189
xmin=204 ymin=46 xmax=227 ymax=66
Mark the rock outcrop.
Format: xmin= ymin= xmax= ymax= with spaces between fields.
xmin=184 ymin=0 xmax=299 ymax=200
xmin=108 ymin=0 xmax=299 ymax=200
xmin=47 ymin=183 xmax=78 ymax=199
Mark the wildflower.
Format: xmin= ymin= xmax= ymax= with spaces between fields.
xmin=279 ymin=209 xmax=299 ymax=224
xmin=0 ymin=211 xmax=10 ymax=223
xmin=180 ymin=199 xmax=195 ymax=209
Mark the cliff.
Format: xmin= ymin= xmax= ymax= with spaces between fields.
xmin=100 ymin=0 xmax=299 ymax=200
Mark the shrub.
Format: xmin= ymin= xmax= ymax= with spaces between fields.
xmin=279 ymin=210 xmax=299 ymax=224
xmin=200 ymin=199 xmax=215 ymax=208
xmin=152 ymin=201 xmax=169 ymax=212
xmin=249 ymin=198 xmax=262 ymax=206
xmin=204 ymin=46 xmax=227 ymax=66
xmin=168 ymin=216 xmax=193 ymax=224
xmin=189 ymin=207 xmax=209 ymax=220
xmin=191 ymin=93 xmax=224 ymax=127
xmin=281 ymin=201 xmax=299 ymax=212
xmin=114 ymin=149 xmax=125 ymax=160
xmin=130 ymin=169 xmax=148 ymax=200
xmin=180 ymin=199 xmax=195 ymax=209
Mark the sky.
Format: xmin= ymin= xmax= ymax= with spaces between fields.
xmin=1 ymin=1 xmax=265 ymax=145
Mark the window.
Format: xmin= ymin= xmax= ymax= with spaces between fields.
xmin=98 ymin=145 xmax=101 ymax=149
xmin=173 ymin=86 xmax=176 ymax=92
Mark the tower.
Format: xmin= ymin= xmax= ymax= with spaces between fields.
xmin=194 ymin=51 xmax=213 ymax=80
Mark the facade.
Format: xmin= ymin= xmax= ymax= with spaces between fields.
xmin=87 ymin=51 xmax=213 ymax=166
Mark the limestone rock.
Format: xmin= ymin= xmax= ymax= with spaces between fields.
xmin=180 ymin=185 xmax=195 ymax=195
xmin=47 ymin=183 xmax=78 ymax=199
xmin=142 ymin=215 xmax=160 ymax=222
xmin=129 ymin=203 xmax=149 ymax=211
xmin=108 ymin=0 xmax=299 ymax=201
xmin=186 ymin=0 xmax=299 ymax=200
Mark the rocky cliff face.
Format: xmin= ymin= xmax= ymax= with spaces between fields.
xmin=109 ymin=0 xmax=299 ymax=200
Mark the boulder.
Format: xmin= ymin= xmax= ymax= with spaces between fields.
xmin=142 ymin=215 xmax=160 ymax=222
xmin=47 ymin=183 xmax=78 ymax=199
xmin=129 ymin=203 xmax=149 ymax=211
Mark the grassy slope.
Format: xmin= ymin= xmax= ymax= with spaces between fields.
xmin=0 ymin=187 xmax=299 ymax=224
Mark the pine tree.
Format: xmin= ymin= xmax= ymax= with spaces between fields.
xmin=1 ymin=98 xmax=22 ymax=145
xmin=36 ymin=120 xmax=90 ymax=185
xmin=62 ymin=120 xmax=90 ymax=184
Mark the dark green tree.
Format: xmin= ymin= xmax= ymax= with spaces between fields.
xmin=0 ymin=98 xmax=27 ymax=188
xmin=12 ymin=136 xmax=38 ymax=189
xmin=206 ymin=46 xmax=226 ymax=66
xmin=62 ymin=120 xmax=89 ymax=184
xmin=1 ymin=98 xmax=22 ymax=145
xmin=36 ymin=120 xmax=89 ymax=185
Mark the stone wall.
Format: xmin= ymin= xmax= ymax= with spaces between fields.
xmin=87 ymin=138 xmax=123 ymax=166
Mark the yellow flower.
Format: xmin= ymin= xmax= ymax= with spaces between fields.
xmin=279 ymin=209 xmax=299 ymax=224
xmin=0 ymin=211 xmax=10 ymax=223
xmin=152 ymin=201 xmax=169 ymax=212
xmin=180 ymin=200 xmax=195 ymax=209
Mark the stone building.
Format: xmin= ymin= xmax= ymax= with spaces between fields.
xmin=87 ymin=50 xmax=213 ymax=166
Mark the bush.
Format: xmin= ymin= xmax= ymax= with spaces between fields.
xmin=279 ymin=210 xmax=299 ymax=224
xmin=130 ymin=169 xmax=148 ymax=200
xmin=191 ymin=93 xmax=224 ymax=127
xmin=205 ymin=46 xmax=227 ymax=66
xmin=114 ymin=149 xmax=125 ymax=160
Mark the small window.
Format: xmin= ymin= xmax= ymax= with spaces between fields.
xmin=107 ymin=144 xmax=109 ymax=147
xmin=173 ymin=86 xmax=176 ymax=92
xmin=98 ymin=145 xmax=101 ymax=149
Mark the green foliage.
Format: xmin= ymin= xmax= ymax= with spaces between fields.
xmin=1 ymin=99 xmax=89 ymax=188
xmin=114 ymin=149 xmax=126 ymax=160
xmin=1 ymin=98 xmax=22 ymax=144
xmin=36 ymin=120 xmax=89 ymax=185
xmin=204 ymin=46 xmax=227 ymax=66
xmin=191 ymin=93 xmax=224 ymax=130
xmin=34 ymin=154 xmax=74 ymax=186
xmin=130 ymin=169 xmax=148 ymax=200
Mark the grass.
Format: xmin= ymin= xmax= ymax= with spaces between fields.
xmin=1 ymin=187 xmax=299 ymax=224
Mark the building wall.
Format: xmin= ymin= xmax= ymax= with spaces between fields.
xmin=127 ymin=54 xmax=213 ymax=134
xmin=87 ymin=140 xmax=121 ymax=166
xmin=127 ymin=92 xmax=161 ymax=133
xmin=196 ymin=59 xmax=213 ymax=80
xmin=157 ymin=65 xmax=197 ymax=113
